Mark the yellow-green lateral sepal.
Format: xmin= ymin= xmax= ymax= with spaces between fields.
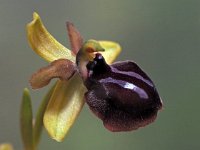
xmin=27 ymin=12 xmax=75 ymax=62
xmin=44 ymin=73 xmax=86 ymax=142
xmin=0 ymin=143 xmax=13 ymax=150
xmin=20 ymin=88 xmax=33 ymax=150
xmin=99 ymin=41 xmax=121 ymax=64
xmin=33 ymin=83 xmax=56 ymax=147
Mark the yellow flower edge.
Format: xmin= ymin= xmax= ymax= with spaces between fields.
xmin=27 ymin=12 xmax=122 ymax=142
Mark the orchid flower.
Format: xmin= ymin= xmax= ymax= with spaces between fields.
xmin=24 ymin=12 xmax=121 ymax=143
xmin=19 ymin=12 xmax=162 ymax=150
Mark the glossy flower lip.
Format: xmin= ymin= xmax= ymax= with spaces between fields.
xmin=26 ymin=12 xmax=121 ymax=141
xmin=84 ymin=53 xmax=162 ymax=132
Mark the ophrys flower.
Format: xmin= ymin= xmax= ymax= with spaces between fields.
xmin=26 ymin=12 xmax=162 ymax=145
xmin=26 ymin=12 xmax=121 ymax=142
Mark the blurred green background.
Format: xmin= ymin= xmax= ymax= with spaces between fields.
xmin=0 ymin=0 xmax=200 ymax=149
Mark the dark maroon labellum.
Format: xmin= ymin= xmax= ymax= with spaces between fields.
xmin=84 ymin=53 xmax=162 ymax=132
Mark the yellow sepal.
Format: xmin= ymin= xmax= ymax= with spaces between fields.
xmin=27 ymin=12 xmax=75 ymax=62
xmin=43 ymin=73 xmax=86 ymax=142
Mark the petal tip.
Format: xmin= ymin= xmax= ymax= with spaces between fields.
xmin=43 ymin=116 xmax=65 ymax=142
xmin=33 ymin=12 xmax=39 ymax=19
xmin=23 ymin=88 xmax=30 ymax=95
xmin=27 ymin=12 xmax=40 ymax=29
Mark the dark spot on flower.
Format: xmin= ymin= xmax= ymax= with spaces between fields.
xmin=84 ymin=53 xmax=162 ymax=132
